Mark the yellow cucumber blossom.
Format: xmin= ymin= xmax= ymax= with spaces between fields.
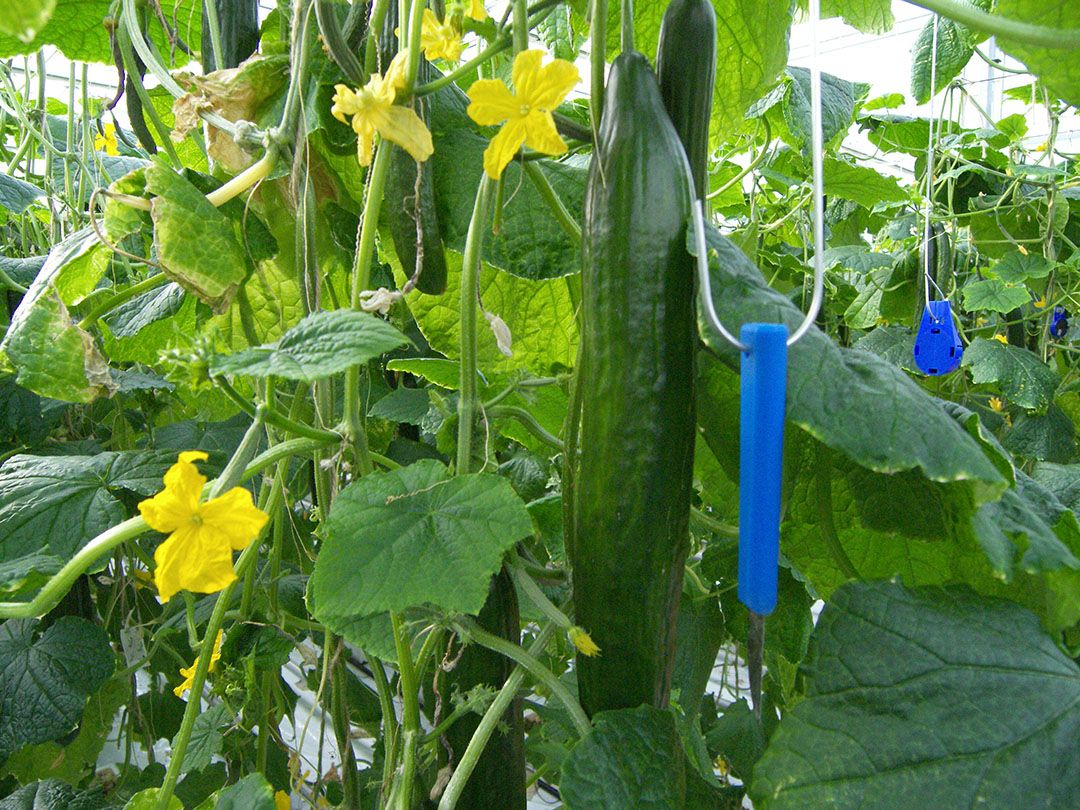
xmin=274 ymin=791 xmax=291 ymax=810
xmin=993 ymin=333 xmax=1009 ymax=345
xmin=568 ymin=625 xmax=600 ymax=657
xmin=421 ymin=9 xmax=465 ymax=62
xmin=988 ymin=397 xmax=1005 ymax=413
xmin=138 ymin=451 xmax=268 ymax=603
xmin=466 ymin=49 xmax=580 ymax=179
xmin=331 ymin=50 xmax=434 ymax=167
xmin=174 ymin=630 xmax=224 ymax=698
xmin=467 ymin=0 xmax=487 ymax=20
xmin=1034 ymin=296 xmax=1047 ymax=308
xmin=94 ymin=123 xmax=119 ymax=155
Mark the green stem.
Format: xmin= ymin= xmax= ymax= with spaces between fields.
xmin=437 ymin=623 xmax=558 ymax=810
xmin=204 ymin=0 xmax=225 ymax=70
xmin=904 ymin=0 xmax=1080 ymax=49
xmin=512 ymin=0 xmax=528 ymax=53
xmin=391 ymin=612 xmax=421 ymax=809
xmin=403 ymin=0 xmax=427 ymax=92
xmin=507 ymin=558 xmax=573 ymax=630
xmin=590 ymin=0 xmax=607 ymax=127
xmin=366 ymin=0 xmax=393 ymax=74
xmin=689 ymin=506 xmax=738 ymax=538
xmin=620 ymin=0 xmax=632 ymax=52
xmin=116 ymin=23 xmax=182 ymax=166
xmin=330 ymin=637 xmax=361 ymax=808
xmin=369 ymin=655 xmax=399 ymax=802
xmin=77 ymin=273 xmax=168 ymax=330
xmin=453 ymin=617 xmax=591 ymax=737
xmin=215 ymin=377 xmax=342 ymax=445
xmin=457 ymin=176 xmax=494 ymax=474
xmin=486 ymin=405 xmax=563 ymax=451
xmin=523 ymin=162 xmax=581 ymax=243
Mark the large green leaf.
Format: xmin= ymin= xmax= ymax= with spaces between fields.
xmin=0 ymin=0 xmax=55 ymax=41
xmin=821 ymin=0 xmax=893 ymax=34
xmin=389 ymin=245 xmax=579 ymax=376
xmin=210 ymin=309 xmax=410 ymax=382
xmin=758 ymin=68 xmax=868 ymax=154
xmin=751 ymin=582 xmax=1080 ymax=808
xmin=910 ymin=1 xmax=990 ymax=104
xmin=961 ymin=277 xmax=1031 ymax=313
xmin=145 ymin=162 xmax=248 ymax=313
xmin=561 ymin=705 xmax=725 ymax=810
xmin=961 ymin=337 xmax=1058 ymax=412
xmin=0 ymin=452 xmax=174 ymax=565
xmin=822 ymin=158 xmax=908 ymax=209
xmin=0 ymin=779 xmax=111 ymax=810
xmin=0 ymin=617 xmax=114 ymax=760
xmin=310 ymin=460 xmax=532 ymax=622
xmin=0 ymin=174 xmax=44 ymax=214
xmin=1004 ymin=405 xmax=1076 ymax=462
xmin=176 ymin=704 xmax=232 ymax=774
xmin=1032 ymin=461 xmax=1080 ymax=514
xmin=692 ymin=225 xmax=1004 ymax=491
xmin=204 ymin=773 xmax=275 ymax=810
xmin=996 ymin=0 xmax=1080 ymax=107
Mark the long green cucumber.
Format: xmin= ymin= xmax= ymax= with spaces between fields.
xmin=571 ymin=50 xmax=697 ymax=717
xmin=201 ymin=0 xmax=259 ymax=71
xmin=656 ymin=0 xmax=716 ymax=200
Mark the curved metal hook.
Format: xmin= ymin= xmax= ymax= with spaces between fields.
xmin=695 ymin=0 xmax=826 ymax=351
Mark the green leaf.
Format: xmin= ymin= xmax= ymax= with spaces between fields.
xmin=104 ymin=283 xmax=186 ymax=340
xmin=209 ymin=773 xmax=275 ymax=810
xmin=1032 ymin=462 xmax=1080 ymax=515
xmin=821 ymin=0 xmax=893 ymax=34
xmin=561 ymin=705 xmax=722 ymax=809
xmin=1004 ymin=405 xmax=1076 ymax=462
xmin=0 ymin=173 xmax=44 ymax=213
xmin=996 ymin=0 xmax=1080 ymax=107
xmin=910 ymin=3 xmax=990 ymax=104
xmin=988 ymin=250 xmax=1053 ymax=283
xmin=820 ymin=245 xmax=895 ymax=274
xmin=0 ymin=617 xmax=114 ymax=760
xmin=779 ymin=68 xmax=869 ymax=153
xmin=750 ymin=581 xmax=1080 ymax=808
xmin=124 ymin=789 xmax=183 ymax=810
xmin=145 ymin=162 xmax=248 ymax=313
xmin=705 ymin=698 xmax=765 ymax=781
xmin=391 ymin=248 xmax=579 ymax=376
xmin=0 ymin=779 xmax=109 ymax=810
xmin=0 ymin=451 xmax=174 ymax=565
xmin=961 ymin=338 xmax=1058 ymax=411
xmin=385 ymin=357 xmax=464 ymax=389
xmin=177 ymin=704 xmax=232 ymax=774
xmin=853 ymin=326 xmax=917 ymax=372
xmin=822 ymin=158 xmax=908 ymax=208
xmin=310 ymin=460 xmax=532 ymax=621
xmin=368 ymin=387 xmax=432 ymax=424
xmin=210 ymin=309 xmax=409 ymax=382
xmin=961 ymin=277 xmax=1031 ymax=313
xmin=0 ymin=0 xmax=56 ymax=41
xmin=692 ymin=225 xmax=1004 ymax=491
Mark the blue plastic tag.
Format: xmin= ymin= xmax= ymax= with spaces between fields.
xmin=1051 ymin=306 xmax=1069 ymax=340
xmin=737 ymin=323 xmax=787 ymax=616
xmin=913 ymin=300 xmax=963 ymax=376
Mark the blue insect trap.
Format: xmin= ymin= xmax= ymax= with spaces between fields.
xmin=1051 ymin=306 xmax=1069 ymax=340
xmin=914 ymin=300 xmax=963 ymax=376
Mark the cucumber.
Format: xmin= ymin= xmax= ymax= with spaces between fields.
xmin=201 ymin=0 xmax=259 ymax=71
xmin=378 ymin=5 xmax=449 ymax=295
xmin=571 ymin=51 xmax=697 ymax=716
xmin=656 ymin=0 xmax=716 ymax=200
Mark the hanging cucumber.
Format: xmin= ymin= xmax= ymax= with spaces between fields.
xmin=656 ymin=0 xmax=716 ymax=200
xmin=201 ymin=0 xmax=259 ymax=71
xmin=571 ymin=50 xmax=697 ymax=717
xmin=378 ymin=6 xmax=449 ymax=295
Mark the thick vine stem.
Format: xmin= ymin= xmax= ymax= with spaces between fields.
xmin=452 ymin=616 xmax=591 ymax=736
xmin=904 ymin=0 xmax=1080 ymax=49
xmin=437 ymin=623 xmax=559 ymax=810
xmin=457 ymin=176 xmax=494 ymax=473
xmin=523 ymin=162 xmax=581 ymax=243
xmin=589 ymin=0 xmax=607 ymax=127
xmin=391 ymin=612 xmax=422 ymax=809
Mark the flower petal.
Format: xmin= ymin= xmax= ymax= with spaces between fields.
xmin=482 ymin=118 xmax=527 ymax=179
xmin=355 ymin=117 xmax=377 ymax=166
xmin=421 ymin=10 xmax=464 ymax=62
xmin=528 ymin=58 xmax=580 ymax=111
xmin=174 ymin=663 xmax=196 ymax=698
xmin=467 ymin=79 xmax=519 ymax=126
xmin=383 ymin=50 xmax=411 ymax=97
xmin=199 ymin=487 xmax=269 ymax=550
xmin=523 ymin=110 xmax=567 ymax=156
xmin=138 ymin=452 xmax=206 ymax=533
xmin=511 ymin=49 xmax=545 ymax=101
xmin=467 ymin=0 xmax=487 ymax=20
xmin=153 ymin=524 xmax=237 ymax=603
xmin=377 ymin=105 xmax=435 ymax=163
xmin=331 ymin=84 xmax=360 ymax=122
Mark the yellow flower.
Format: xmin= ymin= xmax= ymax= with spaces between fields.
xmin=174 ymin=630 xmax=224 ymax=698
xmin=1018 ymin=244 xmax=1029 ymax=256
xmin=568 ymin=625 xmax=600 ymax=657
xmin=274 ymin=791 xmax=291 ymax=810
xmin=466 ymin=49 xmax=579 ymax=179
xmin=1034 ymin=296 xmax=1047 ymax=308
xmin=331 ymin=50 xmax=434 ymax=167
xmin=467 ymin=0 xmax=487 ymax=20
xmin=94 ymin=123 xmax=118 ymax=156
xmin=139 ymin=451 xmax=268 ymax=603
xmin=421 ymin=9 xmax=464 ymax=62
xmin=989 ymin=397 xmax=1005 ymax=413
xmin=993 ymin=334 xmax=1008 ymax=344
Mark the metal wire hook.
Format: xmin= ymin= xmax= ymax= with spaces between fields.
xmin=695 ymin=0 xmax=827 ymax=351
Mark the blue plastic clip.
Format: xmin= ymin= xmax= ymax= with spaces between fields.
xmin=1051 ymin=306 xmax=1069 ymax=340
xmin=737 ymin=324 xmax=788 ymax=616
xmin=913 ymin=300 xmax=963 ymax=376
